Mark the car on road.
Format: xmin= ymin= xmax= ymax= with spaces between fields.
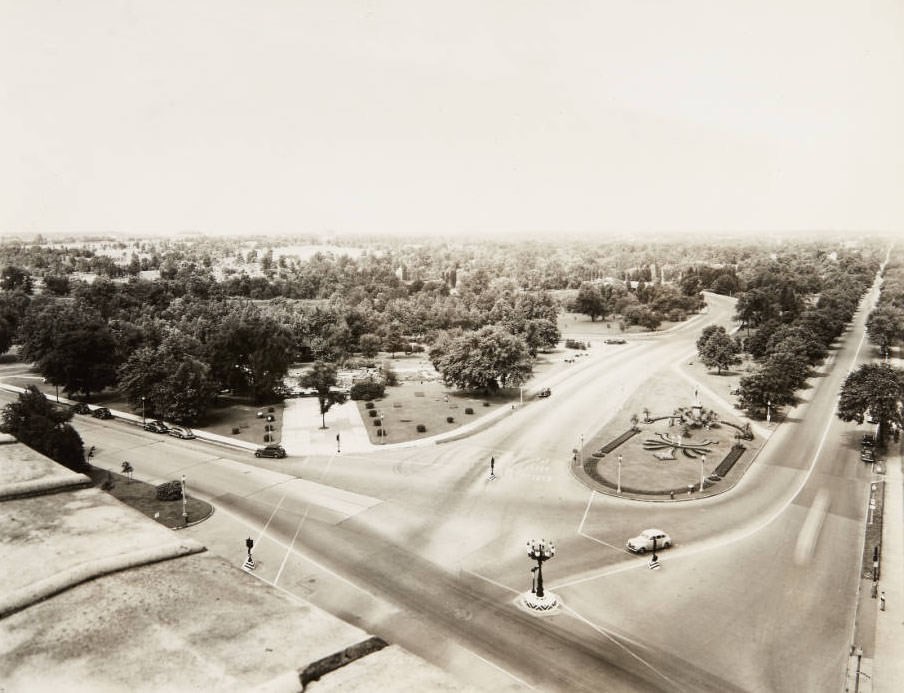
xmin=861 ymin=433 xmax=875 ymax=448
xmin=144 ymin=420 xmax=169 ymax=434
xmin=91 ymin=407 xmax=113 ymax=420
xmin=867 ymin=410 xmax=880 ymax=424
xmin=168 ymin=425 xmax=195 ymax=439
xmin=537 ymin=388 xmax=551 ymax=398
xmin=255 ymin=444 xmax=287 ymax=459
xmin=604 ymin=338 xmax=627 ymax=345
xmin=71 ymin=402 xmax=91 ymax=415
xmin=626 ymin=528 xmax=672 ymax=553
xmin=860 ymin=448 xmax=876 ymax=463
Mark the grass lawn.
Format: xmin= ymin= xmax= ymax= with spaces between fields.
xmin=88 ymin=467 xmax=213 ymax=529
xmin=352 ymin=350 xmax=562 ymax=444
xmin=580 ymin=365 xmax=762 ymax=496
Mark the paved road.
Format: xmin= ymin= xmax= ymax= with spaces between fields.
xmin=7 ymin=286 xmax=882 ymax=691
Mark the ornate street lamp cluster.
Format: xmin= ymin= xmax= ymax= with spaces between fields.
xmin=520 ymin=538 xmax=559 ymax=613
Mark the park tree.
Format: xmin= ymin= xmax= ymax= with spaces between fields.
xmin=573 ymin=282 xmax=609 ymax=322
xmin=42 ymin=275 xmax=71 ymax=296
xmin=118 ymin=331 xmax=217 ymax=424
xmin=737 ymin=362 xmax=798 ymax=419
xmin=0 ymin=385 xmax=88 ymax=473
xmin=358 ymin=332 xmax=382 ymax=359
xmin=38 ymin=320 xmax=119 ymax=400
xmin=837 ymin=364 xmax=904 ymax=443
xmin=300 ymin=361 xmax=347 ymax=429
xmin=433 ymin=325 xmax=533 ymax=392
xmin=0 ymin=265 xmax=33 ymax=294
xmin=764 ymin=325 xmax=827 ymax=364
xmin=696 ymin=326 xmax=741 ymax=374
xmin=867 ymin=305 xmax=904 ymax=356
xmin=0 ymin=315 xmax=13 ymax=355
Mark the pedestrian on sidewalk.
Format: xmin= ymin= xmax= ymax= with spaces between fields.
xmin=881 ymin=591 xmax=886 ymax=611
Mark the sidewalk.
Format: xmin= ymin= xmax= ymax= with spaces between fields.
xmin=873 ymin=438 xmax=904 ymax=690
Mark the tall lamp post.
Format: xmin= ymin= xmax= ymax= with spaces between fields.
xmin=766 ymin=399 xmax=772 ymax=424
xmin=181 ymin=474 xmax=188 ymax=526
xmin=141 ymin=396 xmax=146 ymax=424
xmin=699 ymin=454 xmax=706 ymax=492
xmin=526 ymin=538 xmax=555 ymax=599
xmin=579 ymin=434 xmax=584 ymax=464
xmin=617 ymin=454 xmax=623 ymax=495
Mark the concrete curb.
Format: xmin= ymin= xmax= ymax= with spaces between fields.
xmin=0 ymin=539 xmax=206 ymax=619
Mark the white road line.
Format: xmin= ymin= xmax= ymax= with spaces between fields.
xmin=256 ymin=491 xmax=288 ymax=544
xmin=578 ymin=490 xmax=595 ymax=535
xmin=465 ymin=650 xmax=537 ymax=690
xmin=461 ymin=568 xmax=521 ymax=595
xmin=213 ymin=503 xmax=382 ymax=597
xmin=561 ymin=605 xmax=681 ymax=690
xmin=275 ymin=507 xmax=309 ymax=585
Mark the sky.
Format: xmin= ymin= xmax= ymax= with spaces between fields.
xmin=1 ymin=1 xmax=902 ymax=239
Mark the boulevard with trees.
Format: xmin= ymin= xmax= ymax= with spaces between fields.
xmin=729 ymin=251 xmax=880 ymax=420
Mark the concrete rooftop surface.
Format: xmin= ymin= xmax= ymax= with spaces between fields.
xmin=0 ymin=439 xmax=474 ymax=692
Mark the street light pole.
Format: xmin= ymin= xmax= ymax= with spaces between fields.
xmin=526 ymin=538 xmax=555 ymax=599
xmin=141 ymin=396 xmax=146 ymax=424
xmin=617 ymin=454 xmax=623 ymax=495
xmin=579 ymin=434 xmax=584 ymax=464
xmin=700 ymin=454 xmax=706 ymax=492
xmin=766 ymin=399 xmax=771 ymax=424
xmin=181 ymin=474 xmax=188 ymax=525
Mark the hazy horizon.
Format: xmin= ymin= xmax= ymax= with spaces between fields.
xmin=2 ymin=1 xmax=902 ymax=239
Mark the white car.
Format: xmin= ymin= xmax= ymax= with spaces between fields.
xmin=626 ymin=528 xmax=672 ymax=553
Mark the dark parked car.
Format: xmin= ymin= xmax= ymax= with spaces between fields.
xmin=71 ymin=402 xmax=91 ymax=415
xmin=537 ymin=388 xmax=551 ymax=398
xmin=92 ymin=407 xmax=113 ymax=420
xmin=255 ymin=444 xmax=287 ymax=459
xmin=860 ymin=448 xmax=876 ymax=463
xmin=144 ymin=420 xmax=169 ymax=434
xmin=604 ymin=338 xmax=627 ymax=345
xmin=861 ymin=433 xmax=875 ymax=448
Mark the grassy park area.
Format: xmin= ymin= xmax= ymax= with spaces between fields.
xmin=88 ymin=467 xmax=213 ymax=529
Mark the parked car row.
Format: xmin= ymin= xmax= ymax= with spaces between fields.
xmin=71 ymin=402 xmax=113 ymax=419
xmin=143 ymin=420 xmax=196 ymax=439
xmin=73 ymin=402 xmax=285 ymax=461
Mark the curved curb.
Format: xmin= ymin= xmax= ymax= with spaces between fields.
xmin=0 ymin=539 xmax=206 ymax=619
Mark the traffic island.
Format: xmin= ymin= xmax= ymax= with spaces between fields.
xmin=516 ymin=590 xmax=561 ymax=615
xmin=571 ymin=382 xmax=761 ymax=500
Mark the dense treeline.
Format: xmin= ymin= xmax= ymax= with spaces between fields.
xmin=0 ymin=236 xmax=886 ymax=425
xmin=836 ymin=253 xmax=904 ymax=445
xmin=733 ymin=250 xmax=881 ymax=419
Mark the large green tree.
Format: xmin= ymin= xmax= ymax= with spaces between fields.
xmin=118 ymin=331 xmax=217 ymax=424
xmin=696 ymin=325 xmax=741 ymax=374
xmin=573 ymin=282 xmax=610 ymax=322
xmin=433 ymin=325 xmax=533 ymax=392
xmin=1 ymin=385 xmax=87 ymax=473
xmin=867 ymin=305 xmax=904 ymax=356
xmin=837 ymin=364 xmax=903 ymax=442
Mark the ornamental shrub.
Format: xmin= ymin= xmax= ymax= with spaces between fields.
xmin=446 ymin=416 xmax=454 ymax=423
xmin=465 ymin=407 xmax=474 ymax=415
xmin=416 ymin=424 xmax=427 ymax=433
xmin=155 ymin=480 xmax=183 ymax=501
xmin=350 ymin=382 xmax=386 ymax=401
xmin=365 ymin=401 xmax=375 ymax=410
xmin=368 ymin=409 xmax=378 ymax=417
